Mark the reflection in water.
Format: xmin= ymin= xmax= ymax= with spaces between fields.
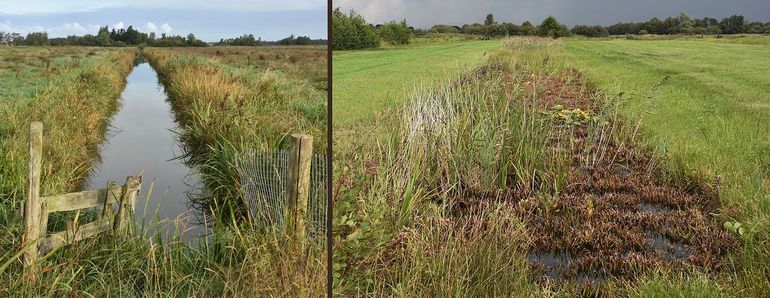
xmin=84 ymin=62 xmax=204 ymax=240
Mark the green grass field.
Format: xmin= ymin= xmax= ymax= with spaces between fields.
xmin=333 ymin=37 xmax=770 ymax=296
xmin=332 ymin=40 xmax=502 ymax=125
xmin=564 ymin=39 xmax=770 ymax=215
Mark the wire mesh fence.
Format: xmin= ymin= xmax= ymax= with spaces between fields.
xmin=236 ymin=149 xmax=327 ymax=240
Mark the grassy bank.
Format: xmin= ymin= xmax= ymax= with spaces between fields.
xmin=143 ymin=47 xmax=327 ymax=217
xmin=0 ymin=47 xmax=136 ymax=209
xmin=162 ymin=46 xmax=327 ymax=91
xmin=334 ymin=37 xmax=751 ymax=296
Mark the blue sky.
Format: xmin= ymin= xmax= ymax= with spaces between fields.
xmin=0 ymin=0 xmax=327 ymax=42
xmin=336 ymin=0 xmax=770 ymax=29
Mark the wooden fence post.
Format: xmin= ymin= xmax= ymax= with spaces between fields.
xmin=286 ymin=134 xmax=313 ymax=243
xmin=102 ymin=181 xmax=117 ymax=222
xmin=114 ymin=176 xmax=140 ymax=233
xmin=22 ymin=121 xmax=43 ymax=281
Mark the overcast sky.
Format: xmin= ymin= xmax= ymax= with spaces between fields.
xmin=0 ymin=0 xmax=327 ymax=42
xmin=335 ymin=0 xmax=770 ymax=29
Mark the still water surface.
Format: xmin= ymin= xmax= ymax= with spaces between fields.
xmin=84 ymin=62 xmax=204 ymax=239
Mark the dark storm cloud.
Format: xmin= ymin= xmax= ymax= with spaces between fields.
xmin=335 ymin=0 xmax=770 ymax=28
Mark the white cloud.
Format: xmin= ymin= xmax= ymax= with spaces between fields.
xmin=113 ymin=21 xmax=124 ymax=29
xmin=0 ymin=0 xmax=324 ymax=15
xmin=145 ymin=22 xmax=158 ymax=32
xmin=160 ymin=23 xmax=172 ymax=33
xmin=0 ymin=20 xmax=101 ymax=37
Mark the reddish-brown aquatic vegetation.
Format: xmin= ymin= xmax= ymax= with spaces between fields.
xmin=522 ymin=74 xmax=739 ymax=284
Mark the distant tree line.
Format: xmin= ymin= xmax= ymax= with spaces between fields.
xmin=215 ymin=34 xmax=324 ymax=46
xmin=0 ymin=25 xmax=207 ymax=47
xmin=601 ymin=13 xmax=770 ymax=36
xmin=332 ymin=8 xmax=770 ymax=49
xmin=0 ymin=25 xmax=324 ymax=47
xmin=428 ymin=14 xmax=570 ymax=38
xmin=428 ymin=12 xmax=770 ymax=38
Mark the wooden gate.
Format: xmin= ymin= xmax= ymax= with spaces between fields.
xmin=22 ymin=122 xmax=142 ymax=280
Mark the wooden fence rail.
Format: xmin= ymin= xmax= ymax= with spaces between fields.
xmin=21 ymin=122 xmax=142 ymax=281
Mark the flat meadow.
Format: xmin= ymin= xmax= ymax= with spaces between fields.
xmin=332 ymin=36 xmax=770 ymax=296
xmin=565 ymin=38 xmax=770 ymax=210
xmin=332 ymin=40 xmax=502 ymax=126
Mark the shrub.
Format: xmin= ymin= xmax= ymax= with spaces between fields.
xmin=639 ymin=29 xmax=649 ymax=35
xmin=571 ymin=25 xmax=610 ymax=37
xmin=378 ymin=20 xmax=412 ymax=45
xmin=332 ymin=8 xmax=379 ymax=50
xmin=429 ymin=24 xmax=460 ymax=34
xmin=538 ymin=16 xmax=569 ymax=38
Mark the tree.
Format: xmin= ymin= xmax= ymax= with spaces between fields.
xmin=279 ymin=34 xmax=295 ymax=45
xmin=521 ymin=21 xmax=537 ymax=35
xmin=643 ymin=17 xmax=662 ymax=34
xmin=461 ymin=23 xmax=486 ymax=35
xmin=675 ymin=12 xmax=694 ymax=33
xmin=378 ymin=20 xmax=411 ymax=45
xmin=720 ymin=15 xmax=746 ymax=34
xmin=97 ymin=26 xmax=111 ymax=46
xmin=24 ymin=32 xmax=48 ymax=46
xmin=125 ymin=25 xmax=139 ymax=44
xmin=295 ymin=36 xmax=311 ymax=45
xmin=502 ymin=23 xmax=522 ymax=35
xmin=332 ymin=8 xmax=379 ymax=50
xmin=0 ymin=31 xmax=17 ymax=45
xmin=429 ymin=24 xmax=459 ymax=33
xmin=571 ymin=25 xmax=609 ymax=37
xmin=485 ymin=13 xmax=495 ymax=26
xmin=538 ymin=16 xmax=568 ymax=38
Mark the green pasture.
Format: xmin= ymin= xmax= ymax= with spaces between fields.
xmin=332 ymin=40 xmax=502 ymax=126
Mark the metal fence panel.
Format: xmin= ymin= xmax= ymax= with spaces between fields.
xmin=236 ymin=149 xmax=326 ymax=239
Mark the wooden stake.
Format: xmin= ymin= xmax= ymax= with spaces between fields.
xmin=22 ymin=121 xmax=43 ymax=280
xmin=286 ymin=134 xmax=313 ymax=243
xmin=115 ymin=176 xmax=140 ymax=234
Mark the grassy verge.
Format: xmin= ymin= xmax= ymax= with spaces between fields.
xmin=334 ymin=37 xmax=750 ymax=296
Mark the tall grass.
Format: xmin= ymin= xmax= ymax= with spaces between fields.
xmin=1 ymin=206 xmax=326 ymax=296
xmin=0 ymin=48 xmax=137 ymax=208
xmin=143 ymin=48 xmax=326 ymax=219
xmin=335 ymin=37 xmax=573 ymax=295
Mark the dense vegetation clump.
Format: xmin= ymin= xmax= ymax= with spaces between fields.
xmin=332 ymin=8 xmax=380 ymax=50
xmin=377 ymin=20 xmax=412 ymax=46
xmin=570 ymin=25 xmax=610 ymax=38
